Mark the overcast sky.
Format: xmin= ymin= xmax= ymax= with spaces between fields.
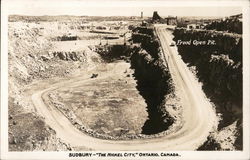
xmin=5 ymin=0 xmax=242 ymax=17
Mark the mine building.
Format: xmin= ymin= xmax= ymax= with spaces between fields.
xmin=164 ymin=16 xmax=177 ymax=25
xmin=152 ymin=11 xmax=177 ymax=25
xmin=186 ymin=23 xmax=203 ymax=30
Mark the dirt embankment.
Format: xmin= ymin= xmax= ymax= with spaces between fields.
xmin=173 ymin=28 xmax=242 ymax=150
xmin=131 ymin=27 xmax=181 ymax=135
xmin=8 ymin=22 xmax=100 ymax=151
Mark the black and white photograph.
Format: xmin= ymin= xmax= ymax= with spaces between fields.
xmin=1 ymin=0 xmax=250 ymax=159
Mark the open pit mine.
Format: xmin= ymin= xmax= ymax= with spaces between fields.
xmin=8 ymin=11 xmax=242 ymax=151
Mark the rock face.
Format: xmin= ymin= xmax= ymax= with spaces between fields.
xmin=95 ymin=26 xmax=176 ymax=135
xmin=132 ymin=27 xmax=160 ymax=59
xmin=8 ymin=97 xmax=72 ymax=151
xmin=51 ymin=51 xmax=87 ymax=61
xmin=95 ymin=45 xmax=133 ymax=62
xmin=173 ymin=28 xmax=242 ymax=149
xmin=130 ymin=49 xmax=174 ymax=134
xmin=133 ymin=27 xmax=154 ymax=37
xmin=57 ymin=35 xmax=78 ymax=41
xmin=173 ymin=29 xmax=242 ymax=64
xmin=131 ymin=26 xmax=175 ymax=135
xmin=205 ymin=17 xmax=242 ymax=34
xmin=8 ymin=22 xmax=100 ymax=151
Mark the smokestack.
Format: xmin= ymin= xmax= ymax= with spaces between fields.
xmin=141 ymin=12 xmax=143 ymax=19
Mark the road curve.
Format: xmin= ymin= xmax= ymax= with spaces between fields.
xmin=31 ymin=25 xmax=218 ymax=150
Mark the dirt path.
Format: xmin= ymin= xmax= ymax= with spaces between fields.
xmin=31 ymin=25 xmax=218 ymax=150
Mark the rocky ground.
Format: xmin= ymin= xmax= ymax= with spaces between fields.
xmin=172 ymin=28 xmax=242 ymax=150
xmin=8 ymin=17 xmax=183 ymax=151
xmin=8 ymin=21 xmax=103 ymax=151
xmin=8 ymin=16 xmax=236 ymax=152
xmin=8 ymin=19 xmax=151 ymax=150
xmin=46 ymin=62 xmax=148 ymax=138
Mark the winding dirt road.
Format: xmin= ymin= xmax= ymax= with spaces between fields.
xmin=31 ymin=24 xmax=218 ymax=150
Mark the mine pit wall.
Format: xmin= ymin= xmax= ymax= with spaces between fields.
xmin=132 ymin=27 xmax=161 ymax=59
xmin=130 ymin=49 xmax=174 ymax=134
xmin=131 ymin=27 xmax=175 ymax=135
xmin=56 ymin=35 xmax=78 ymax=41
xmin=8 ymin=25 xmax=82 ymax=151
xmin=95 ymin=45 xmax=132 ymax=62
xmin=173 ymin=28 xmax=242 ymax=149
xmin=46 ymin=42 xmax=176 ymax=139
xmin=95 ymin=27 xmax=176 ymax=136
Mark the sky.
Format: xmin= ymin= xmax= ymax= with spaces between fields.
xmin=4 ymin=0 xmax=242 ymax=17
